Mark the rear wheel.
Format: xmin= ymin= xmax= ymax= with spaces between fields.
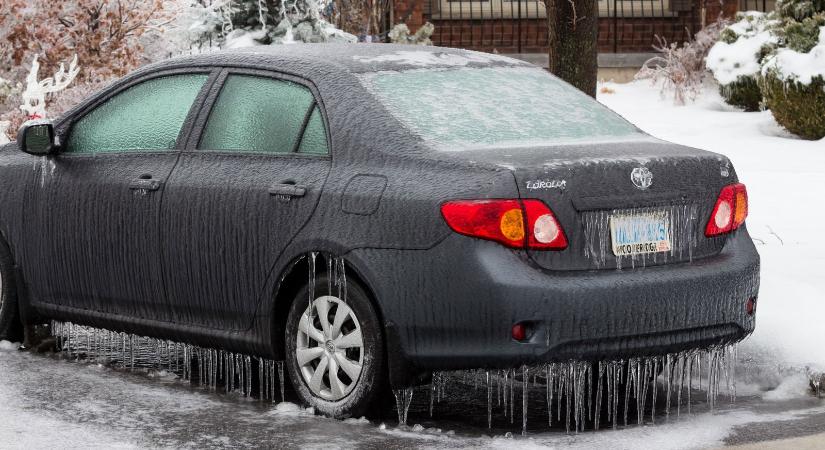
xmin=284 ymin=275 xmax=385 ymax=418
xmin=0 ymin=237 xmax=23 ymax=342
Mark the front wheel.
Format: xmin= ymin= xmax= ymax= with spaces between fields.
xmin=284 ymin=275 xmax=385 ymax=418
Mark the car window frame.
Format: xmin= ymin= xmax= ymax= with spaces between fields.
xmin=56 ymin=67 xmax=221 ymax=158
xmin=186 ymin=67 xmax=332 ymax=160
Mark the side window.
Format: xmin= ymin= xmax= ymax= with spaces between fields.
xmin=66 ymin=74 xmax=207 ymax=153
xmin=296 ymin=106 xmax=329 ymax=155
xmin=199 ymin=75 xmax=328 ymax=155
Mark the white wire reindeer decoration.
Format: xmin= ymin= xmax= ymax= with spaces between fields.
xmin=19 ymin=54 xmax=80 ymax=120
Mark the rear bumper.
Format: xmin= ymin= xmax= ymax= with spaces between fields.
xmin=349 ymin=227 xmax=759 ymax=379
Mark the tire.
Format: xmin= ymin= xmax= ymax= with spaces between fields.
xmin=0 ymin=237 xmax=23 ymax=342
xmin=284 ymin=275 xmax=385 ymax=418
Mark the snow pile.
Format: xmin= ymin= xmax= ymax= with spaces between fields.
xmin=0 ymin=340 xmax=17 ymax=351
xmin=706 ymin=12 xmax=777 ymax=85
xmin=762 ymin=25 xmax=825 ymax=84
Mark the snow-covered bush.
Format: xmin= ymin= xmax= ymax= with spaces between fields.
xmin=221 ymin=0 xmax=356 ymax=47
xmin=760 ymin=21 xmax=825 ymax=139
xmin=636 ymin=20 xmax=728 ymax=105
xmin=707 ymin=12 xmax=777 ymax=111
xmin=388 ymin=22 xmax=435 ymax=45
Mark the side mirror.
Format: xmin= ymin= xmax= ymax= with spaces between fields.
xmin=18 ymin=121 xmax=58 ymax=156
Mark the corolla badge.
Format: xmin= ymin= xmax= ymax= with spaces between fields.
xmin=630 ymin=167 xmax=653 ymax=190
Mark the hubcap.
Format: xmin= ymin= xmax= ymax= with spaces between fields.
xmin=296 ymin=295 xmax=364 ymax=401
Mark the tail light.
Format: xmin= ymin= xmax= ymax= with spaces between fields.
xmin=440 ymin=199 xmax=568 ymax=250
xmin=705 ymin=183 xmax=748 ymax=237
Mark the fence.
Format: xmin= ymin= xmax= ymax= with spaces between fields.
xmin=423 ymin=0 xmax=778 ymax=54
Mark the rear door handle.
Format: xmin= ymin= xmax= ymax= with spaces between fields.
xmin=269 ymin=183 xmax=307 ymax=198
xmin=129 ymin=177 xmax=162 ymax=191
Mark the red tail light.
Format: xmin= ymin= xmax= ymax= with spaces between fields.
xmin=705 ymin=183 xmax=748 ymax=237
xmin=440 ymin=199 xmax=567 ymax=250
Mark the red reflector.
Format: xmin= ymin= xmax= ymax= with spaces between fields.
xmin=440 ymin=199 xmax=567 ymax=250
xmin=706 ymin=183 xmax=748 ymax=237
xmin=746 ymin=297 xmax=756 ymax=316
xmin=512 ymin=323 xmax=527 ymax=341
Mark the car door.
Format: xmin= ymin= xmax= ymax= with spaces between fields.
xmin=160 ymin=69 xmax=332 ymax=330
xmin=22 ymin=71 xmax=213 ymax=322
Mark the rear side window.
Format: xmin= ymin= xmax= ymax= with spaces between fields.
xmin=200 ymin=75 xmax=328 ymax=154
xmin=66 ymin=74 xmax=207 ymax=153
xmin=296 ymin=106 xmax=328 ymax=155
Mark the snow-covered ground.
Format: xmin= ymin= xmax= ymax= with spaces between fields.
xmin=598 ymin=80 xmax=825 ymax=377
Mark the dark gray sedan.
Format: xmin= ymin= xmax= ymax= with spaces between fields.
xmin=0 ymin=44 xmax=759 ymax=418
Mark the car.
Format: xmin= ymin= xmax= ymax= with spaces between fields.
xmin=0 ymin=44 xmax=759 ymax=418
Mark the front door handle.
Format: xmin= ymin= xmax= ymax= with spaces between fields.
xmin=269 ymin=183 xmax=307 ymax=198
xmin=129 ymin=176 xmax=162 ymax=192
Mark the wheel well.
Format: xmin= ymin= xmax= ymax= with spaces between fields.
xmin=270 ymin=253 xmax=383 ymax=361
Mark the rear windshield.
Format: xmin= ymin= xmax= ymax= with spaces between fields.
xmin=361 ymin=67 xmax=642 ymax=150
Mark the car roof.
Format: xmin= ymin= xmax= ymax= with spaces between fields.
xmin=143 ymin=44 xmax=530 ymax=77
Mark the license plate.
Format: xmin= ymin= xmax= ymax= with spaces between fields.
xmin=609 ymin=212 xmax=671 ymax=256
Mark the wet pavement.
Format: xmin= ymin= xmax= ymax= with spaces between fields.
xmin=1 ymin=342 xmax=823 ymax=449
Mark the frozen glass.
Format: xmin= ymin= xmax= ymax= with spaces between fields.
xmin=200 ymin=75 xmax=314 ymax=153
xmin=363 ymin=67 xmax=643 ymax=150
xmin=66 ymin=74 xmax=207 ymax=153
xmin=296 ymin=106 xmax=329 ymax=155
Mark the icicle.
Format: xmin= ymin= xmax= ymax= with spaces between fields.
xmin=277 ymin=360 xmax=285 ymax=402
xmin=259 ymin=357 xmax=265 ymax=400
xmin=393 ymin=388 xmax=414 ymax=426
xmin=486 ymin=370 xmax=493 ymax=429
xmin=510 ymin=369 xmax=516 ymax=425
xmin=327 ymin=255 xmax=333 ymax=297
xmin=308 ymin=252 xmax=317 ymax=317
xmin=522 ymin=365 xmax=528 ymax=436
xmin=546 ymin=364 xmax=554 ymax=427
xmin=594 ymin=362 xmax=603 ymax=430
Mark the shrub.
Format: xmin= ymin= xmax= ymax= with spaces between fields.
xmin=637 ymin=20 xmax=727 ymax=105
xmin=706 ymin=11 xmax=777 ymax=111
xmin=758 ymin=4 xmax=825 ymax=140
xmin=761 ymin=74 xmax=825 ymax=139
xmin=720 ymin=76 xmax=765 ymax=111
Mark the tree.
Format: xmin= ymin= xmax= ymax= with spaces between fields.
xmin=2 ymin=0 xmax=172 ymax=84
xmin=543 ymin=0 xmax=599 ymax=97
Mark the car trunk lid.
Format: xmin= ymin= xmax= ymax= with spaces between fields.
xmin=443 ymin=138 xmax=735 ymax=271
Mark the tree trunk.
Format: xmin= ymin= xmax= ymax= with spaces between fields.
xmin=544 ymin=0 xmax=599 ymax=97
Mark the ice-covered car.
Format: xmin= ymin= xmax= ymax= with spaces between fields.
xmin=0 ymin=44 xmax=759 ymax=418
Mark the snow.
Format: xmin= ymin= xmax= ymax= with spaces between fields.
xmin=224 ymin=29 xmax=269 ymax=49
xmin=706 ymin=12 xmax=777 ymax=85
xmin=598 ymin=80 xmax=825 ymax=374
xmin=762 ymin=374 xmax=813 ymax=401
xmin=762 ymin=26 xmax=825 ymax=84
